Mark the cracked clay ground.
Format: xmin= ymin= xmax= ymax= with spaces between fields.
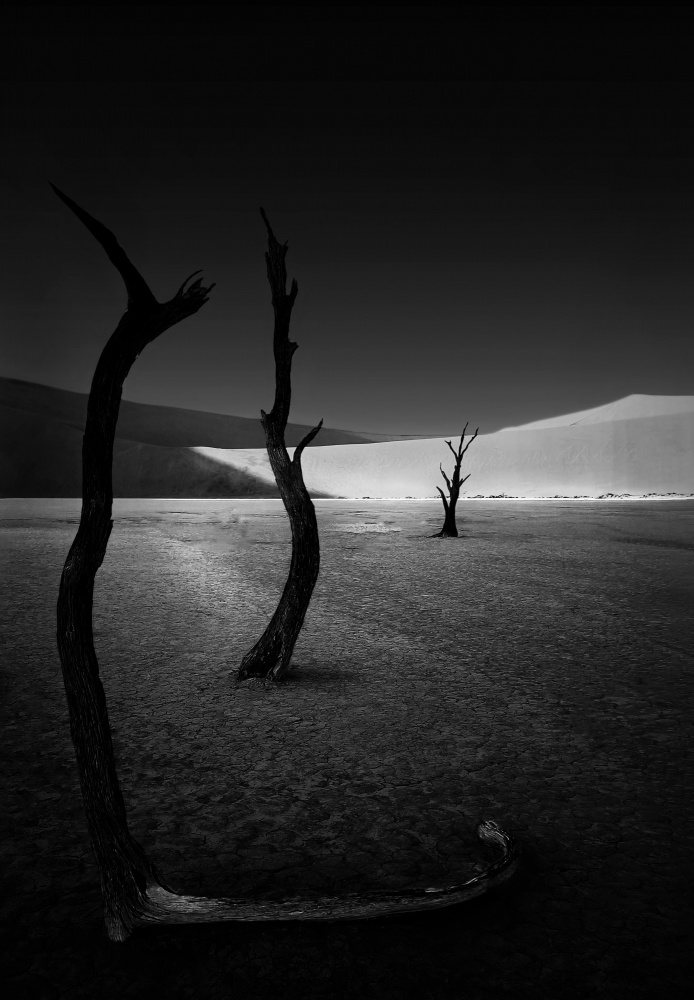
xmin=1 ymin=499 xmax=693 ymax=999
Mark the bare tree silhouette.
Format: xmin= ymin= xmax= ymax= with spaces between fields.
xmin=237 ymin=209 xmax=323 ymax=682
xmin=434 ymin=423 xmax=479 ymax=537
xmin=54 ymin=190 xmax=517 ymax=941
xmin=53 ymin=185 xmax=214 ymax=941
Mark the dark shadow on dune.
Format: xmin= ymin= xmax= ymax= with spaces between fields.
xmin=0 ymin=376 xmax=398 ymax=449
xmin=0 ymin=408 xmax=337 ymax=498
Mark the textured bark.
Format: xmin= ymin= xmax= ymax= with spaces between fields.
xmin=237 ymin=209 xmax=323 ymax=682
xmin=433 ymin=423 xmax=479 ymax=538
xmin=53 ymin=185 xmax=214 ymax=941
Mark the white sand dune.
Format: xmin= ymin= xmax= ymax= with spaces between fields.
xmin=3 ymin=379 xmax=692 ymax=497
xmin=0 ymin=377 xmax=407 ymax=497
xmin=194 ymin=395 xmax=694 ymax=498
xmin=499 ymin=393 xmax=694 ymax=432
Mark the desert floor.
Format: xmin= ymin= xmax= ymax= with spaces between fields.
xmin=1 ymin=499 xmax=693 ymax=999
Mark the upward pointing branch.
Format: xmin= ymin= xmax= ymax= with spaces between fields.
xmin=460 ymin=425 xmax=479 ymax=459
xmin=293 ymin=418 xmax=324 ymax=467
xmin=260 ymin=206 xmax=298 ymax=308
xmin=50 ymin=184 xmax=157 ymax=311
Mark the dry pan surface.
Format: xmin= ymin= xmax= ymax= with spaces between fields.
xmin=1 ymin=499 xmax=693 ymax=1000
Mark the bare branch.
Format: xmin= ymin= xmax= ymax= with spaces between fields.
xmin=456 ymin=422 xmax=470 ymax=458
xmin=461 ymin=472 xmax=471 ymax=484
xmin=51 ymin=184 xmax=157 ymax=310
xmin=260 ymin=206 xmax=291 ymax=299
xmin=175 ymin=270 xmax=205 ymax=298
xmin=160 ymin=272 xmax=215 ymax=328
xmin=259 ymin=206 xmax=278 ymax=244
xmin=460 ymin=426 xmax=479 ymax=459
xmin=445 ymin=439 xmax=458 ymax=461
xmin=439 ymin=464 xmax=452 ymax=491
xmin=293 ymin=418 xmax=324 ymax=467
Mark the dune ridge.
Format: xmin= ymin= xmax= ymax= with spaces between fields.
xmin=499 ymin=393 xmax=694 ymax=432
xmin=195 ymin=399 xmax=694 ymax=499
xmin=0 ymin=377 xmax=407 ymax=498
xmin=2 ymin=378 xmax=692 ymax=498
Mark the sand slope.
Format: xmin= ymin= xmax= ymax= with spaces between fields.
xmin=499 ymin=393 xmax=694 ymax=431
xmin=0 ymin=377 xmax=408 ymax=448
xmin=2 ymin=379 xmax=692 ymax=497
xmin=0 ymin=377 xmax=402 ymax=497
xmin=196 ymin=397 xmax=694 ymax=498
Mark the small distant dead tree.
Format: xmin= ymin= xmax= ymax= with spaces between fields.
xmin=53 ymin=189 xmax=518 ymax=942
xmin=434 ymin=422 xmax=479 ymax=537
xmin=237 ymin=209 xmax=323 ymax=683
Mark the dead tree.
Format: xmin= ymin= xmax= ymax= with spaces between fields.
xmin=434 ymin=422 xmax=479 ymax=537
xmin=237 ymin=209 xmax=323 ymax=682
xmin=54 ymin=188 xmax=518 ymax=942
xmin=54 ymin=184 xmax=215 ymax=941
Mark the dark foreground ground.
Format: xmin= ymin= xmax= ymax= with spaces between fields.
xmin=1 ymin=499 xmax=693 ymax=999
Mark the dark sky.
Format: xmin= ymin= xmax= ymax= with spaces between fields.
xmin=2 ymin=6 xmax=694 ymax=435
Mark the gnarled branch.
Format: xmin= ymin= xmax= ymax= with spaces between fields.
xmin=460 ymin=425 xmax=479 ymax=460
xmin=294 ymin=418 xmax=325 ymax=467
xmin=51 ymin=184 xmax=158 ymax=311
xmin=445 ymin=438 xmax=458 ymax=461
xmin=440 ymin=463 xmax=453 ymax=492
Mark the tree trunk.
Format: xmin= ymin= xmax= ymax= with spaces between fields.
xmin=434 ymin=483 xmax=461 ymax=537
xmin=54 ymin=190 xmax=518 ymax=941
xmin=237 ymin=209 xmax=323 ymax=682
xmin=53 ymin=185 xmax=214 ymax=941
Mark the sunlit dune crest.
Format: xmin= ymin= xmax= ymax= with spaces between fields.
xmin=2 ymin=380 xmax=692 ymax=498
xmin=194 ymin=395 xmax=694 ymax=499
xmin=498 ymin=393 xmax=694 ymax=432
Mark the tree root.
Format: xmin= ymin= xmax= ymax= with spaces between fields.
xmin=119 ymin=820 xmax=518 ymax=940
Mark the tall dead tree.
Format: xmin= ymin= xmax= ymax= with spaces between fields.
xmin=434 ymin=422 xmax=479 ymax=537
xmin=237 ymin=209 xmax=323 ymax=682
xmin=54 ymin=189 xmax=518 ymax=942
xmin=54 ymin=184 xmax=215 ymax=941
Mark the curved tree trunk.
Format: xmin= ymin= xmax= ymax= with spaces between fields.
xmin=54 ymin=189 xmax=518 ymax=942
xmin=237 ymin=209 xmax=323 ymax=682
xmin=53 ymin=185 xmax=214 ymax=941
